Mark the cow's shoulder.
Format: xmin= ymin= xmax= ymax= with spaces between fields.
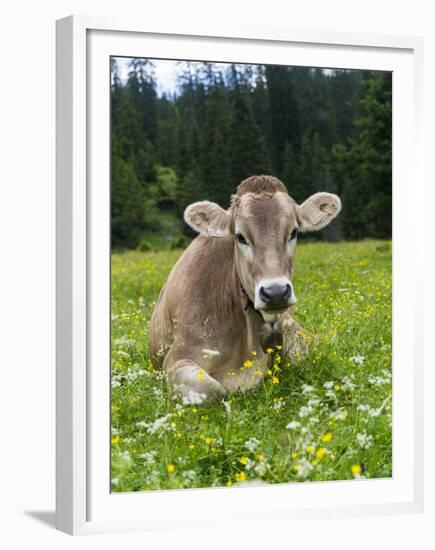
xmin=166 ymin=235 xmax=239 ymax=322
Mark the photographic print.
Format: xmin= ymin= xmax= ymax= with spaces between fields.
xmin=110 ymin=57 xmax=392 ymax=492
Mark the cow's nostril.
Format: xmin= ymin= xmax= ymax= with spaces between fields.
xmin=259 ymin=283 xmax=291 ymax=306
xmin=259 ymin=286 xmax=272 ymax=302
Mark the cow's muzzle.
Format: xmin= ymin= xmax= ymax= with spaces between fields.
xmin=259 ymin=283 xmax=291 ymax=309
xmin=254 ymin=278 xmax=297 ymax=312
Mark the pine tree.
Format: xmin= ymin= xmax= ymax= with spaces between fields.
xmin=200 ymin=83 xmax=232 ymax=205
xmin=229 ymin=91 xmax=270 ymax=187
xmin=111 ymin=149 xmax=145 ymax=248
xmin=332 ymin=73 xmax=392 ymax=239
xmin=265 ymin=65 xmax=300 ymax=174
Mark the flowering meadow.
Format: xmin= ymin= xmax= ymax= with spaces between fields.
xmin=111 ymin=240 xmax=392 ymax=491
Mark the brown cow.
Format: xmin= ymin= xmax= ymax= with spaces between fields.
xmin=149 ymin=175 xmax=341 ymax=403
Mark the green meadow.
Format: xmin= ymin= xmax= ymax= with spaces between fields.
xmin=111 ymin=240 xmax=392 ymax=491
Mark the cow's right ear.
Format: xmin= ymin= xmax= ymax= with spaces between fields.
xmin=184 ymin=201 xmax=231 ymax=237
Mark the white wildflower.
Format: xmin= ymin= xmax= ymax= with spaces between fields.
xmin=222 ymin=400 xmax=232 ymax=415
xmin=350 ymin=355 xmax=365 ymax=365
xmin=244 ymin=437 xmax=260 ymax=452
xmin=153 ymin=387 xmax=164 ymax=398
xmin=182 ymin=470 xmax=197 ymax=484
xmin=286 ymin=421 xmax=301 ymax=430
xmin=368 ymin=375 xmax=390 ymax=386
xmin=254 ymin=461 xmax=268 ymax=476
xmin=330 ymin=408 xmax=348 ymax=421
xmin=181 ymin=389 xmax=207 ymax=405
xmin=356 ymin=432 xmax=374 ymax=449
xmin=301 ymin=384 xmax=315 ymax=394
xmin=323 ymin=381 xmax=334 ymax=389
xmin=244 ymin=458 xmax=255 ymax=471
xmin=139 ymin=451 xmax=157 ymax=465
xmin=136 ymin=413 xmax=173 ymax=434
xmin=296 ymin=457 xmax=314 ymax=478
xmin=114 ymin=336 xmax=136 ymax=346
xmin=325 ymin=389 xmax=337 ymax=400
xmin=111 ymin=376 xmax=121 ymax=389
xmin=120 ymin=450 xmax=133 ymax=464
xmin=298 ymin=406 xmax=311 ymax=418
xmin=341 ymin=375 xmax=356 ymax=391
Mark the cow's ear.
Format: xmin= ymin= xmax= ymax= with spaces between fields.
xmin=184 ymin=201 xmax=231 ymax=237
xmin=296 ymin=192 xmax=342 ymax=232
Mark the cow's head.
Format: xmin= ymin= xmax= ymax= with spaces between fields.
xmin=184 ymin=175 xmax=341 ymax=322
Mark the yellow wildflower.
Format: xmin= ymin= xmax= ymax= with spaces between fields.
xmin=192 ymin=407 xmax=198 ymax=414
xmin=291 ymin=452 xmax=298 ymax=459
xmin=205 ymin=437 xmax=212 ymax=445
xmin=251 ymin=351 xmax=257 ymax=356
xmin=266 ymin=348 xmax=274 ymax=354
xmin=275 ymin=345 xmax=283 ymax=350
xmin=321 ymin=432 xmax=333 ymax=443
xmin=306 ymin=445 xmax=315 ymax=453
xmin=312 ymin=459 xmax=319 ymax=466
xmin=198 ymin=368 xmax=205 ymax=381
xmin=189 ymin=444 xmax=195 ymax=450
xmin=351 ymin=464 xmax=362 ymax=476
xmin=316 ymin=447 xmax=326 ymax=459
xmin=235 ymin=471 xmax=246 ymax=482
xmin=111 ymin=436 xmax=120 ymax=445
xmin=239 ymin=456 xmax=249 ymax=465
xmin=256 ymin=453 xmax=264 ymax=461
xmin=226 ymin=480 xmax=233 ymax=487
xmin=267 ymin=370 xmax=273 ymax=375
xmin=272 ymin=376 xmax=280 ymax=384
xmin=243 ymin=360 xmax=253 ymax=368
xmin=167 ymin=464 xmax=175 ymax=474
xmin=334 ymin=384 xmax=341 ymax=392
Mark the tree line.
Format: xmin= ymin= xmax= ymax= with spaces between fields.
xmin=111 ymin=58 xmax=392 ymax=248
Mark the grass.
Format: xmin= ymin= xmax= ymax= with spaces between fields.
xmin=111 ymin=240 xmax=392 ymax=491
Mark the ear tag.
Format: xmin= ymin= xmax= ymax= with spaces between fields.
xmin=207 ymin=227 xmax=222 ymax=238
xmin=306 ymin=205 xmax=326 ymax=225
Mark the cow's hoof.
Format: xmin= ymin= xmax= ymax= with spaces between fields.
xmin=171 ymin=362 xmax=226 ymax=404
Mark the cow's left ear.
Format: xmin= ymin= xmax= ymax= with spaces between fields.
xmin=184 ymin=201 xmax=231 ymax=237
xmin=296 ymin=192 xmax=342 ymax=232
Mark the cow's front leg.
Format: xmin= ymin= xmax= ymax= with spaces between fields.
xmin=166 ymin=359 xmax=226 ymax=403
xmin=280 ymin=312 xmax=313 ymax=361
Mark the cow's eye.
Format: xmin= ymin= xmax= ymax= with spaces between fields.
xmin=236 ymin=233 xmax=248 ymax=245
xmin=289 ymin=227 xmax=299 ymax=241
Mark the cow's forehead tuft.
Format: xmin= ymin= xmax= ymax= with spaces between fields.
xmin=234 ymin=192 xmax=296 ymax=231
xmin=236 ymin=175 xmax=288 ymax=196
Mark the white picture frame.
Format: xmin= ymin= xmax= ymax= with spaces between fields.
xmin=56 ymin=14 xmax=425 ymax=535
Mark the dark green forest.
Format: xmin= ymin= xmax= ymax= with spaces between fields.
xmin=111 ymin=58 xmax=392 ymax=250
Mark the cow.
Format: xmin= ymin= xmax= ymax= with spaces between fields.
xmin=149 ymin=175 xmax=341 ymax=403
